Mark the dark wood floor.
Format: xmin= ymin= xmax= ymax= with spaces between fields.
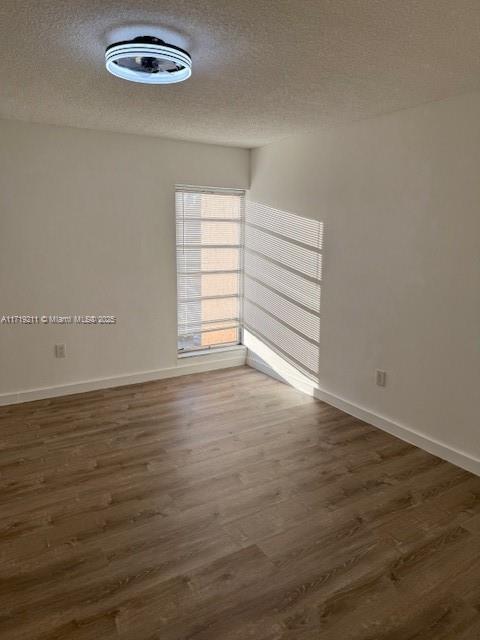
xmin=1 ymin=366 xmax=480 ymax=639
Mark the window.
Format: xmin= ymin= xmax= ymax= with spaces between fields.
xmin=176 ymin=186 xmax=245 ymax=354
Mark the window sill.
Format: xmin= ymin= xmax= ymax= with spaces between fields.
xmin=178 ymin=344 xmax=246 ymax=359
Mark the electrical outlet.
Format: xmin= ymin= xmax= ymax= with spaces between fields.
xmin=375 ymin=369 xmax=386 ymax=387
xmin=55 ymin=343 xmax=66 ymax=358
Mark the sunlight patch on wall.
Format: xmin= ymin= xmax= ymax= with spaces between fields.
xmin=244 ymin=201 xmax=323 ymax=381
xmin=244 ymin=330 xmax=317 ymax=396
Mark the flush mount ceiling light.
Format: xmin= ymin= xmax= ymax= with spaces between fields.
xmin=105 ymin=36 xmax=192 ymax=84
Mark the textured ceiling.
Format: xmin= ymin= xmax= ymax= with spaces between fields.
xmin=1 ymin=1 xmax=480 ymax=147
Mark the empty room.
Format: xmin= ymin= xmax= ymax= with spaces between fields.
xmin=1 ymin=1 xmax=480 ymax=638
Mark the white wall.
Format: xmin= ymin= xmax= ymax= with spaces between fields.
xmin=0 ymin=120 xmax=249 ymax=396
xmin=2 ymin=94 xmax=479 ymax=466
xmin=248 ymin=91 xmax=480 ymax=460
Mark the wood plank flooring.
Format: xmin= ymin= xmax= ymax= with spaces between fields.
xmin=1 ymin=365 xmax=480 ymax=639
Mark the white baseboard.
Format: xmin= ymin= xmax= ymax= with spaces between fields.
xmin=0 ymin=347 xmax=247 ymax=407
xmin=247 ymin=351 xmax=480 ymax=477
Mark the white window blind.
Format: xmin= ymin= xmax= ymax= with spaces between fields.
xmin=176 ymin=186 xmax=245 ymax=353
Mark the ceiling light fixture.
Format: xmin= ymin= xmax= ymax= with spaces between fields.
xmin=105 ymin=36 xmax=192 ymax=84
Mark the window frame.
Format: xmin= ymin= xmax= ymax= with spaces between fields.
xmin=175 ymin=184 xmax=246 ymax=356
